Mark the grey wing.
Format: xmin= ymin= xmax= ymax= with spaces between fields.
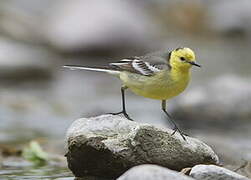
xmin=109 ymin=57 xmax=164 ymax=76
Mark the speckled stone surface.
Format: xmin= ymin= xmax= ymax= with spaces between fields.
xmin=66 ymin=114 xmax=219 ymax=178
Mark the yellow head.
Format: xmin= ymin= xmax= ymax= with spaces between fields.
xmin=169 ymin=47 xmax=200 ymax=71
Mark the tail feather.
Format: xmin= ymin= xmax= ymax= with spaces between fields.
xmin=63 ymin=65 xmax=120 ymax=75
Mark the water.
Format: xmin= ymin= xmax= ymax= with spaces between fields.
xmin=0 ymin=166 xmax=73 ymax=180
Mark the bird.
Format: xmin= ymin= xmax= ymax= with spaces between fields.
xmin=64 ymin=47 xmax=201 ymax=140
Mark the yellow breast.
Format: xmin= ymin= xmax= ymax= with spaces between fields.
xmin=119 ymin=69 xmax=190 ymax=100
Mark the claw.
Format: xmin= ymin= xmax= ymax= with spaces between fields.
xmin=171 ymin=128 xmax=177 ymax=136
xmin=108 ymin=111 xmax=134 ymax=121
xmin=171 ymin=127 xmax=187 ymax=141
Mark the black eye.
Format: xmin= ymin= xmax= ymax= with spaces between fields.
xmin=180 ymin=57 xmax=186 ymax=61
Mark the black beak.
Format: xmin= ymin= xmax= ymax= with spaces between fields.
xmin=189 ymin=61 xmax=201 ymax=67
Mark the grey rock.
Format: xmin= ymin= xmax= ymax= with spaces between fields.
xmin=172 ymin=75 xmax=251 ymax=130
xmin=117 ymin=164 xmax=195 ymax=180
xmin=0 ymin=37 xmax=55 ymax=81
xmin=45 ymin=0 xmax=158 ymax=52
xmin=190 ymin=164 xmax=250 ymax=180
xmin=0 ymin=1 xmax=158 ymax=53
xmin=0 ymin=0 xmax=50 ymax=44
xmin=66 ymin=114 xmax=219 ymax=178
xmin=208 ymin=0 xmax=251 ymax=37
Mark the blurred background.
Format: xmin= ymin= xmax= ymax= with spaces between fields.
xmin=0 ymin=0 xmax=251 ymax=179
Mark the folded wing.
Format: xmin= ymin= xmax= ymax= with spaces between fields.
xmin=110 ymin=58 xmax=162 ymax=76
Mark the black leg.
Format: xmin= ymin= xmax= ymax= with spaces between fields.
xmin=110 ymin=86 xmax=133 ymax=121
xmin=161 ymin=100 xmax=187 ymax=140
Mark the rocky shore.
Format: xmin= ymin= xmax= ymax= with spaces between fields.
xmin=63 ymin=114 xmax=241 ymax=179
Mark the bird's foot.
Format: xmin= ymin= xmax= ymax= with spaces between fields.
xmin=108 ymin=111 xmax=134 ymax=121
xmin=171 ymin=127 xmax=188 ymax=141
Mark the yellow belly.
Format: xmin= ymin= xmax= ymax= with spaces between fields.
xmin=119 ymin=70 xmax=190 ymax=100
